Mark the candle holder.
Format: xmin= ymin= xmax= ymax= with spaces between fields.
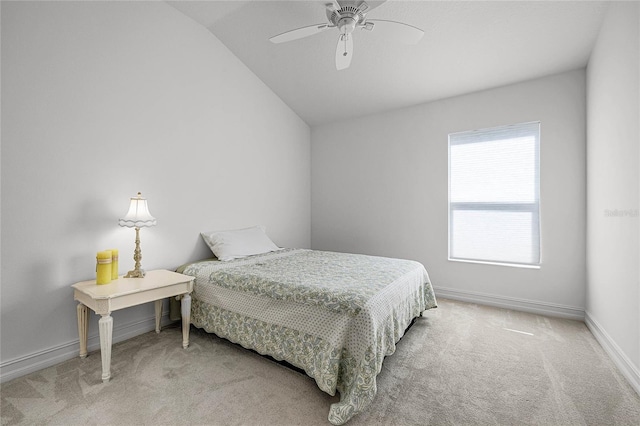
xmin=118 ymin=192 xmax=156 ymax=278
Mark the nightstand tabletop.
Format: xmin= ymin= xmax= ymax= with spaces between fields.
xmin=72 ymin=269 xmax=193 ymax=300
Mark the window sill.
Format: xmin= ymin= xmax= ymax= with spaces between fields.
xmin=448 ymin=258 xmax=541 ymax=269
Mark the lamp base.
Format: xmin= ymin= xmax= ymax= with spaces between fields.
xmin=125 ymin=227 xmax=146 ymax=278
xmin=124 ymin=268 xmax=145 ymax=278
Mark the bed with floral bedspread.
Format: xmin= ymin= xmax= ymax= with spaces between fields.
xmin=181 ymin=248 xmax=437 ymax=425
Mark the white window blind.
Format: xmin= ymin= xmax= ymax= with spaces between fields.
xmin=448 ymin=121 xmax=540 ymax=267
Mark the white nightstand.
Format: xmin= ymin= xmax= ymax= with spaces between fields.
xmin=72 ymin=269 xmax=195 ymax=382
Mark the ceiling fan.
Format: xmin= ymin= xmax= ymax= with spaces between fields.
xmin=269 ymin=0 xmax=424 ymax=70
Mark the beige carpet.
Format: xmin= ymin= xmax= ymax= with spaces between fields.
xmin=2 ymin=298 xmax=640 ymax=425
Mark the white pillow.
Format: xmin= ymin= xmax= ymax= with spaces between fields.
xmin=201 ymin=226 xmax=281 ymax=261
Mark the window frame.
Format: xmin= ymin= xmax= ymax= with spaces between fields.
xmin=447 ymin=121 xmax=541 ymax=268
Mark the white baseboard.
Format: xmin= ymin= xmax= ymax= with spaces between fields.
xmin=585 ymin=312 xmax=640 ymax=396
xmin=433 ymin=285 xmax=585 ymax=320
xmin=0 ymin=313 xmax=174 ymax=384
xmin=5 ymin=291 xmax=638 ymax=401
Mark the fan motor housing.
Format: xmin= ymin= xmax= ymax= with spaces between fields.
xmin=329 ymin=5 xmax=366 ymax=33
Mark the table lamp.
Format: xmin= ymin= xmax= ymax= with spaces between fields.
xmin=118 ymin=192 xmax=157 ymax=278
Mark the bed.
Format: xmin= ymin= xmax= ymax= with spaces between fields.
xmin=177 ymin=227 xmax=437 ymax=425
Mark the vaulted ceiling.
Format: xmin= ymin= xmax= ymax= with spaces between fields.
xmin=168 ymin=0 xmax=608 ymax=126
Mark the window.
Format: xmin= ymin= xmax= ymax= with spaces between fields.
xmin=448 ymin=121 xmax=540 ymax=267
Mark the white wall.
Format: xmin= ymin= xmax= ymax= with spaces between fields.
xmin=586 ymin=1 xmax=639 ymax=393
xmin=0 ymin=1 xmax=310 ymax=381
xmin=312 ymin=70 xmax=586 ymax=318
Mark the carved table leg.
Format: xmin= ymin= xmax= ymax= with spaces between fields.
xmin=99 ymin=314 xmax=113 ymax=382
xmin=77 ymin=303 xmax=89 ymax=358
xmin=181 ymin=294 xmax=191 ymax=349
xmin=155 ymin=299 xmax=162 ymax=333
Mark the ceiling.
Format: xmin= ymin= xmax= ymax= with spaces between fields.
xmin=168 ymin=0 xmax=608 ymax=126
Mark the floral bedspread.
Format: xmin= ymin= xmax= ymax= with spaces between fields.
xmin=183 ymin=249 xmax=437 ymax=424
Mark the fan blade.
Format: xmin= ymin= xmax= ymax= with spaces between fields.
xmin=269 ymin=24 xmax=330 ymax=44
xmin=356 ymin=1 xmax=369 ymax=13
xmin=326 ymin=0 xmax=341 ymax=12
xmin=365 ymin=19 xmax=424 ymax=44
xmin=344 ymin=0 xmax=386 ymax=13
xmin=363 ymin=0 xmax=386 ymax=12
xmin=325 ymin=1 xmax=341 ymax=22
xmin=335 ymin=34 xmax=353 ymax=70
